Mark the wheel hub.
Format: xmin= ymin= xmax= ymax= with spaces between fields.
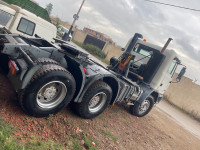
xmin=36 ymin=81 xmax=67 ymax=109
xmin=89 ymin=96 xmax=100 ymax=107
xmin=138 ymin=100 xmax=150 ymax=113
xmin=88 ymin=92 xmax=107 ymax=114
xmin=43 ymin=86 xmax=57 ymax=99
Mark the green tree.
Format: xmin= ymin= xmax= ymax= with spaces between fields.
xmin=55 ymin=17 xmax=61 ymax=30
xmin=45 ymin=3 xmax=53 ymax=15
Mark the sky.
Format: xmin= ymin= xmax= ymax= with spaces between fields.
xmin=35 ymin=0 xmax=200 ymax=84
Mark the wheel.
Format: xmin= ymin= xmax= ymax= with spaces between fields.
xmin=130 ymin=95 xmax=154 ymax=117
xmin=76 ymin=81 xmax=112 ymax=119
xmin=19 ymin=64 xmax=76 ymax=117
xmin=38 ymin=58 xmax=59 ymax=65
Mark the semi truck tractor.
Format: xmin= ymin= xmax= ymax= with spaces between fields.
xmin=0 ymin=29 xmax=186 ymax=118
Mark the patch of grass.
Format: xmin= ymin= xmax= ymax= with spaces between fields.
xmin=29 ymin=116 xmax=34 ymax=120
xmin=72 ymin=139 xmax=83 ymax=150
xmin=0 ymin=117 xmax=23 ymax=150
xmin=104 ymin=130 xmax=117 ymax=144
xmin=98 ymin=113 xmax=106 ymax=120
xmin=111 ymin=105 xmax=122 ymax=113
xmin=25 ymin=139 xmax=63 ymax=150
xmin=84 ymin=136 xmax=97 ymax=150
xmin=94 ymin=55 xmax=109 ymax=65
xmin=123 ymin=116 xmax=130 ymax=123
xmin=0 ymin=117 xmax=66 ymax=150
xmin=56 ymin=35 xmax=61 ymax=39
xmin=163 ymin=95 xmax=200 ymax=122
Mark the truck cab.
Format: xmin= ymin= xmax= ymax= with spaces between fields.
xmin=109 ymin=33 xmax=186 ymax=117
xmin=128 ymin=39 xmax=181 ymax=94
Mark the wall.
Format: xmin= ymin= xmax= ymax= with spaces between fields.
xmin=165 ymin=74 xmax=200 ymax=117
xmin=103 ymin=43 xmax=122 ymax=61
xmin=72 ymin=29 xmax=122 ymax=60
xmin=72 ymin=29 xmax=87 ymax=44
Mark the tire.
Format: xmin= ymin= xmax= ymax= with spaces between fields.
xmin=38 ymin=58 xmax=59 ymax=65
xmin=76 ymin=81 xmax=112 ymax=119
xmin=130 ymin=95 xmax=154 ymax=117
xmin=19 ymin=64 xmax=76 ymax=117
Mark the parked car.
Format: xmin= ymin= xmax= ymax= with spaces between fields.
xmin=57 ymin=25 xmax=72 ymax=41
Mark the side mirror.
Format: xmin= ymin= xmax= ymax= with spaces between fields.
xmin=176 ymin=67 xmax=186 ymax=82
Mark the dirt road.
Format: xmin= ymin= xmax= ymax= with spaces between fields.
xmin=157 ymin=100 xmax=200 ymax=140
xmin=0 ymin=71 xmax=200 ymax=149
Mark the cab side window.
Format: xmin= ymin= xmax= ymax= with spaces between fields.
xmin=168 ymin=60 xmax=177 ymax=77
xmin=17 ymin=18 xmax=35 ymax=36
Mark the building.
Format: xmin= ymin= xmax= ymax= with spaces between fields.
xmin=83 ymin=27 xmax=114 ymax=44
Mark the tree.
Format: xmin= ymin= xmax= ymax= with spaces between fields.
xmin=45 ymin=3 xmax=53 ymax=15
xmin=55 ymin=17 xmax=61 ymax=30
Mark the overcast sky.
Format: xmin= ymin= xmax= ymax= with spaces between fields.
xmin=35 ymin=0 xmax=200 ymax=84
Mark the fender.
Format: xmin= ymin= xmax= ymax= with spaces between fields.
xmin=72 ymin=65 xmax=86 ymax=102
xmin=137 ymin=83 xmax=154 ymax=104
xmin=77 ymin=74 xmax=120 ymax=103
xmin=7 ymin=63 xmax=41 ymax=90
xmin=21 ymin=65 xmax=41 ymax=89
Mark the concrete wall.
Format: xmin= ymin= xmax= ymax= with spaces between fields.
xmin=165 ymin=74 xmax=200 ymax=117
xmin=72 ymin=29 xmax=122 ymax=61
xmin=103 ymin=43 xmax=122 ymax=61
xmin=72 ymin=29 xmax=87 ymax=43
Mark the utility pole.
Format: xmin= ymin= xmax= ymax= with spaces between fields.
xmin=62 ymin=0 xmax=86 ymax=41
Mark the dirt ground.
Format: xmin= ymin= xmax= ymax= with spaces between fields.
xmin=0 ymin=73 xmax=200 ymax=150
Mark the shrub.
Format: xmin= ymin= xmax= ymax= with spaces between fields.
xmin=83 ymin=44 xmax=106 ymax=59
xmin=72 ymin=41 xmax=106 ymax=59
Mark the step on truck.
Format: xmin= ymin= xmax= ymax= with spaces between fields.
xmin=0 ymin=29 xmax=186 ymax=118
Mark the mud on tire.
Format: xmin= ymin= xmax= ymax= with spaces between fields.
xmin=19 ymin=64 xmax=76 ymax=117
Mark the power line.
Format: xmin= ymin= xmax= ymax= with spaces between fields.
xmin=144 ymin=0 xmax=200 ymax=12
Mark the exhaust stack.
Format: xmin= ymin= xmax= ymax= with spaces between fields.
xmin=161 ymin=38 xmax=173 ymax=54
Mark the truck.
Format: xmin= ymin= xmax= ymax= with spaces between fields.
xmin=0 ymin=3 xmax=57 ymax=41
xmin=0 ymin=29 xmax=186 ymax=118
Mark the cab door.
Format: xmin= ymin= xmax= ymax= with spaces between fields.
xmin=157 ymin=59 xmax=178 ymax=94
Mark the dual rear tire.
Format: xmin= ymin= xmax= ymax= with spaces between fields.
xmin=19 ymin=63 xmax=76 ymax=117
xmin=19 ymin=58 xmax=112 ymax=118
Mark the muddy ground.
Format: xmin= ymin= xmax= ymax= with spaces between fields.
xmin=0 ymin=73 xmax=200 ymax=150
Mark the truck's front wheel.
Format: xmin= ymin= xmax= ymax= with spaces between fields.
xmin=130 ymin=95 xmax=154 ymax=117
xmin=19 ymin=64 xmax=76 ymax=117
xmin=76 ymin=81 xmax=112 ymax=119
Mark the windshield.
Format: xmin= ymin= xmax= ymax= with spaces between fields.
xmin=0 ymin=10 xmax=12 ymax=26
xmin=131 ymin=43 xmax=152 ymax=66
